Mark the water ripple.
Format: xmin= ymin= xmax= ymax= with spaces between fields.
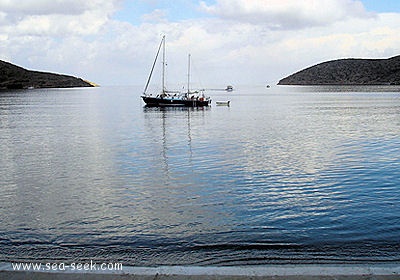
xmin=1 ymin=86 xmax=400 ymax=265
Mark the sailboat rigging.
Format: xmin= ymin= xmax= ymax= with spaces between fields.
xmin=141 ymin=36 xmax=211 ymax=107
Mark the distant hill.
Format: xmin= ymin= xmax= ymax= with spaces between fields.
xmin=278 ymin=55 xmax=400 ymax=85
xmin=0 ymin=60 xmax=94 ymax=89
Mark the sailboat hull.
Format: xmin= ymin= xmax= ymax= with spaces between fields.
xmin=142 ymin=96 xmax=211 ymax=107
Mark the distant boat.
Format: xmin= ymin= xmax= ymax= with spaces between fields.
xmin=141 ymin=36 xmax=211 ymax=107
xmin=225 ymin=85 xmax=233 ymax=91
xmin=216 ymin=100 xmax=230 ymax=106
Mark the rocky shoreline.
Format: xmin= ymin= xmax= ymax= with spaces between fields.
xmin=279 ymin=55 xmax=400 ymax=86
xmin=0 ymin=60 xmax=94 ymax=90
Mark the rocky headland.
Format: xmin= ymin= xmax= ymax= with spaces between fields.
xmin=0 ymin=60 xmax=95 ymax=89
xmin=278 ymin=55 xmax=400 ymax=85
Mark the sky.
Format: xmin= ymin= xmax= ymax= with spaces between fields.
xmin=1 ymin=0 xmax=400 ymax=86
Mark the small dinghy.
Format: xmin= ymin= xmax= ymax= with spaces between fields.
xmin=216 ymin=101 xmax=230 ymax=106
xmin=225 ymin=85 xmax=233 ymax=91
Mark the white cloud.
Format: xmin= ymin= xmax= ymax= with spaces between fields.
xmin=0 ymin=0 xmax=117 ymax=16
xmin=0 ymin=0 xmax=120 ymax=36
xmin=200 ymin=0 xmax=374 ymax=29
xmin=1 ymin=1 xmax=400 ymax=86
xmin=141 ymin=9 xmax=168 ymax=22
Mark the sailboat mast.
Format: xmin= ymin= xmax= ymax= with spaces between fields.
xmin=187 ymin=54 xmax=191 ymax=95
xmin=143 ymin=35 xmax=164 ymax=95
xmin=162 ymin=35 xmax=166 ymax=94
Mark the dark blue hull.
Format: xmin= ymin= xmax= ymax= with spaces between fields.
xmin=142 ymin=96 xmax=211 ymax=107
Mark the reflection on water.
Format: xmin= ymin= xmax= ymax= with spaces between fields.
xmin=0 ymin=86 xmax=400 ymax=265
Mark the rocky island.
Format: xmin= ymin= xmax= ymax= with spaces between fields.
xmin=0 ymin=60 xmax=95 ymax=89
xmin=278 ymin=55 xmax=400 ymax=85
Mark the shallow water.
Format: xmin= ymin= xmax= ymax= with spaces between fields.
xmin=0 ymin=85 xmax=399 ymax=265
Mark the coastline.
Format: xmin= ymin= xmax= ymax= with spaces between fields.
xmin=1 ymin=263 xmax=400 ymax=279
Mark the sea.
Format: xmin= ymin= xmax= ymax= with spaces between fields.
xmin=0 ymin=85 xmax=399 ymax=266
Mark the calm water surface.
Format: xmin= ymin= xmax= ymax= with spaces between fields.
xmin=0 ymin=85 xmax=399 ymax=265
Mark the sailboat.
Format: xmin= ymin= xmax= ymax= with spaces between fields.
xmin=141 ymin=36 xmax=211 ymax=107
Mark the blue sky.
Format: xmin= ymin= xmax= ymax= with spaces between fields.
xmin=1 ymin=0 xmax=400 ymax=85
xmin=362 ymin=0 xmax=400 ymax=12
xmin=114 ymin=0 xmax=400 ymax=24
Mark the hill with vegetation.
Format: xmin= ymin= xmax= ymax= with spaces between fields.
xmin=0 ymin=60 xmax=94 ymax=89
xmin=278 ymin=55 xmax=400 ymax=85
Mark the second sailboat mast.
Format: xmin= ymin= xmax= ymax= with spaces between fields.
xmin=187 ymin=54 xmax=191 ymax=95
